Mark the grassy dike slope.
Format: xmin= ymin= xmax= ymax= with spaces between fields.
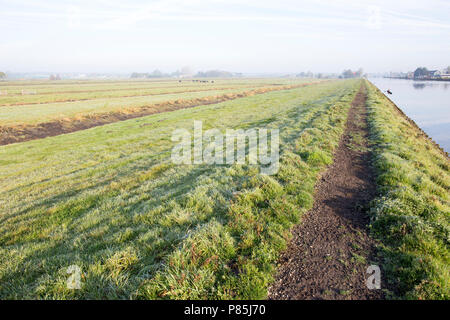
xmin=0 ymin=80 xmax=359 ymax=299
xmin=366 ymin=81 xmax=449 ymax=299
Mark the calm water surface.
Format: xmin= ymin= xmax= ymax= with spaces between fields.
xmin=369 ymin=78 xmax=450 ymax=152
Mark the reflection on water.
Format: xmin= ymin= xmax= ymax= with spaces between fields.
xmin=413 ymin=83 xmax=425 ymax=90
xmin=369 ymin=78 xmax=450 ymax=152
xmin=412 ymin=81 xmax=450 ymax=90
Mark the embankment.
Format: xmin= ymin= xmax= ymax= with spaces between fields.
xmin=365 ymin=80 xmax=449 ymax=299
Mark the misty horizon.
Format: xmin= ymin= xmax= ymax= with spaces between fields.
xmin=1 ymin=0 xmax=449 ymax=75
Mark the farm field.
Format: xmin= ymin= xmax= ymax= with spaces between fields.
xmin=0 ymin=78 xmax=308 ymax=106
xmin=2 ymin=0 xmax=448 ymax=306
xmin=0 ymin=79 xmax=359 ymax=299
xmin=0 ymin=78 xmax=447 ymax=300
xmin=0 ymin=78 xmax=319 ymax=145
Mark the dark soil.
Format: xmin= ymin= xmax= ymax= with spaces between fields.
xmin=0 ymin=82 xmax=316 ymax=146
xmin=268 ymin=85 xmax=386 ymax=300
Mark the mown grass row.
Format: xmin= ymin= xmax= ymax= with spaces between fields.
xmin=0 ymin=87 xmax=279 ymax=126
xmin=365 ymin=81 xmax=449 ymax=299
xmin=0 ymin=82 xmax=321 ymax=128
xmin=0 ymin=81 xmax=301 ymax=106
xmin=0 ymin=79 xmax=359 ymax=299
xmin=0 ymin=78 xmax=309 ymax=97
xmin=0 ymin=85 xmax=252 ymax=106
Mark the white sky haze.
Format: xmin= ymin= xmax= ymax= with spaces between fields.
xmin=1 ymin=0 xmax=449 ymax=74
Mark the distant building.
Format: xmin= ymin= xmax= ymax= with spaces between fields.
xmin=429 ymin=70 xmax=441 ymax=78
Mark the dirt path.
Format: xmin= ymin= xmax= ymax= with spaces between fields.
xmin=268 ymin=85 xmax=385 ymax=300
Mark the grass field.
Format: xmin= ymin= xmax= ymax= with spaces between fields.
xmin=0 ymin=79 xmax=308 ymax=106
xmin=0 ymin=79 xmax=359 ymax=299
xmin=0 ymin=78 xmax=447 ymax=300
xmin=0 ymin=79 xmax=315 ymax=126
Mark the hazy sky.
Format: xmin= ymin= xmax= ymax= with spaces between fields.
xmin=1 ymin=0 xmax=449 ymax=74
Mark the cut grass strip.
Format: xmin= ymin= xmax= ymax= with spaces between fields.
xmin=0 ymin=84 xmax=275 ymax=106
xmin=0 ymin=82 xmax=320 ymax=146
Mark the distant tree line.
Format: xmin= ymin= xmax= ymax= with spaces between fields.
xmin=195 ymin=70 xmax=238 ymax=78
xmin=340 ymin=68 xmax=364 ymax=78
xmin=296 ymin=71 xmax=314 ymax=78
xmin=387 ymin=66 xmax=450 ymax=80
xmin=0 ymin=72 xmax=6 ymax=80
xmin=413 ymin=66 xmax=450 ymax=79
xmin=49 ymin=74 xmax=61 ymax=80
xmin=130 ymin=69 xmax=241 ymax=79
xmin=296 ymin=72 xmax=338 ymax=79
xmin=130 ymin=70 xmax=168 ymax=78
xmin=413 ymin=67 xmax=429 ymax=78
xmin=414 ymin=66 xmax=450 ymax=76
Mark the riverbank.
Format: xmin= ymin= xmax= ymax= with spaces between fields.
xmin=383 ymin=77 xmax=450 ymax=82
xmin=365 ymin=80 xmax=449 ymax=299
xmin=368 ymin=83 xmax=449 ymax=159
xmin=269 ymin=80 xmax=448 ymax=300
xmin=369 ymin=77 xmax=450 ymax=153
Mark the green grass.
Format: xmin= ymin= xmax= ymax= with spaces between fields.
xmin=0 ymin=78 xmax=312 ymax=92
xmin=2 ymin=78 xmax=447 ymax=300
xmin=0 ymin=86 xmax=295 ymax=126
xmin=0 ymin=79 xmax=360 ymax=299
xmin=0 ymin=78 xmax=314 ymax=106
xmin=365 ymin=80 xmax=449 ymax=300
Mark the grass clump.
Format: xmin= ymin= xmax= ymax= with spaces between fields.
xmin=106 ymin=247 xmax=139 ymax=278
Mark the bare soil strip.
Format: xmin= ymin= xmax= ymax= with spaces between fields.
xmin=0 ymin=82 xmax=316 ymax=146
xmin=268 ymin=86 xmax=385 ymax=300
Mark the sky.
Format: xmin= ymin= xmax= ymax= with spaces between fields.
xmin=1 ymin=0 xmax=449 ymax=74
